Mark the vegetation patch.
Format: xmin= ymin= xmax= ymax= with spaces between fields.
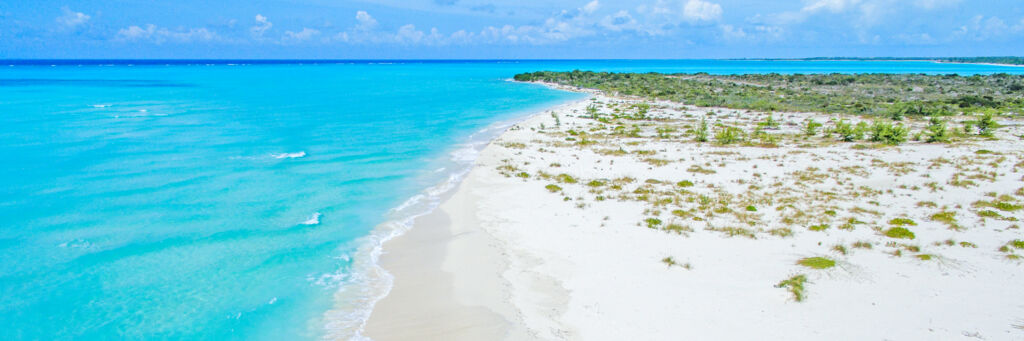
xmin=707 ymin=226 xmax=756 ymax=239
xmin=852 ymin=241 xmax=873 ymax=249
xmin=664 ymin=224 xmax=694 ymax=235
xmin=930 ymin=211 xmax=960 ymax=230
xmin=797 ymin=257 xmax=836 ymax=269
xmin=808 ymin=224 xmax=830 ymax=232
xmin=884 ymin=227 xmax=916 ymax=240
xmin=555 ymin=173 xmax=578 ymax=184
xmin=687 ymin=165 xmax=717 ymax=174
xmin=775 ymin=274 xmax=808 ymax=302
xmin=888 ymin=217 xmax=917 ymax=226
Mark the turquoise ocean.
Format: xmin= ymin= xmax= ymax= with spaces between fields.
xmin=1 ymin=60 xmax=1022 ymax=340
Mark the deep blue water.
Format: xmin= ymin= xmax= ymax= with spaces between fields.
xmin=1 ymin=60 xmax=1022 ymax=340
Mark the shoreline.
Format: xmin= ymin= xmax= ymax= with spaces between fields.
xmin=353 ymin=97 xmax=590 ymax=340
xmin=361 ymin=83 xmax=1024 ymax=339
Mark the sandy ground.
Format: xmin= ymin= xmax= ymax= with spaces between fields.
xmin=363 ymin=91 xmax=1024 ymax=340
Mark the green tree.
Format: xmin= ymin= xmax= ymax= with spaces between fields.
xmin=832 ymin=120 xmax=862 ymax=142
xmin=715 ymin=126 xmax=745 ymax=145
xmin=695 ymin=118 xmax=709 ymax=142
xmin=804 ymin=119 xmax=822 ymax=136
xmin=586 ymin=104 xmax=599 ymax=119
xmin=977 ymin=112 xmax=997 ymax=137
xmin=926 ymin=118 xmax=949 ymax=143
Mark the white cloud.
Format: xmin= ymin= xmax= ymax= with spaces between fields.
xmin=893 ymin=32 xmax=936 ymax=45
xmin=719 ymin=23 xmax=784 ymax=42
xmin=773 ymin=0 xmax=860 ymax=24
xmin=251 ymin=14 xmax=272 ymax=37
xmin=333 ymin=4 xmax=605 ymax=46
xmin=115 ymin=24 xmax=219 ymax=43
xmin=56 ymin=7 xmax=90 ymax=28
xmin=682 ymin=0 xmax=722 ymax=22
xmin=720 ymin=24 xmax=746 ymax=39
xmin=803 ymin=0 xmax=859 ymax=14
xmin=947 ymin=15 xmax=1024 ymax=41
xmin=914 ymin=0 xmax=961 ymax=10
xmin=283 ymin=28 xmax=321 ymax=41
xmin=355 ymin=11 xmax=378 ymax=31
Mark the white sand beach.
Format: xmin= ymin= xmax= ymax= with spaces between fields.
xmin=363 ymin=89 xmax=1024 ymax=340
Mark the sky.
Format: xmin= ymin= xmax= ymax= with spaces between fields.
xmin=1 ymin=0 xmax=1023 ymax=59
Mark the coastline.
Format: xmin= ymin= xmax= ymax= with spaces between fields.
xmin=361 ymin=82 xmax=1024 ymax=339
xmin=352 ymin=96 xmax=590 ymax=340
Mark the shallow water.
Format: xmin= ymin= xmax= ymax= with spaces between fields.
xmin=0 ymin=60 xmax=1021 ymax=340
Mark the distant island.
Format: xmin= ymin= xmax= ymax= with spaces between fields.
xmin=733 ymin=57 xmax=1024 ymax=66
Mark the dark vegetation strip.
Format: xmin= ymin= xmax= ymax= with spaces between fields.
xmin=514 ymin=71 xmax=1024 ymax=118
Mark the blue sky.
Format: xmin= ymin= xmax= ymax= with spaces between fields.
xmin=1 ymin=0 xmax=1022 ymax=58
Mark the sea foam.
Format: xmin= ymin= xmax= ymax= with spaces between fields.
xmin=272 ymin=151 xmax=306 ymax=159
xmin=301 ymin=212 xmax=322 ymax=225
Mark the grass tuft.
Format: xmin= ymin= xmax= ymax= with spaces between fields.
xmin=768 ymin=228 xmax=793 ymax=238
xmin=930 ymin=211 xmax=960 ymax=230
xmin=888 ymin=217 xmax=917 ymax=226
xmin=797 ymin=257 xmax=836 ymax=269
xmin=775 ymin=274 xmax=808 ymax=302
xmin=852 ymin=241 xmax=873 ymax=249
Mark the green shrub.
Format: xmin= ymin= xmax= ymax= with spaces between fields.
xmin=977 ymin=112 xmax=997 ymax=137
xmin=996 ymin=202 xmax=1022 ymax=212
xmin=884 ymin=227 xmax=916 ymax=239
xmin=930 ymin=211 xmax=958 ymax=229
xmin=545 ymin=184 xmax=562 ymax=192
xmin=832 ymin=119 xmax=864 ymax=142
xmin=695 ymin=118 xmax=709 ymax=142
xmin=555 ymin=173 xmax=578 ymax=184
xmin=760 ymin=114 xmax=780 ymax=129
xmin=804 ymin=119 xmax=823 ymax=136
xmin=809 ymin=224 xmax=829 ymax=231
xmin=1009 ymin=239 xmax=1024 ymax=249
xmin=888 ymin=217 xmax=917 ymax=226
xmin=868 ymin=121 xmax=908 ymax=145
xmin=632 ymin=103 xmax=650 ymax=120
xmin=797 ymin=257 xmax=836 ymax=269
xmin=585 ymin=104 xmax=599 ymax=119
xmin=775 ymin=274 xmax=808 ymax=302
xmin=676 ymin=180 xmax=694 ymax=187
xmin=714 ymin=126 xmax=745 ymax=145
xmin=926 ymin=117 xmax=949 ymax=143
xmin=644 ymin=218 xmax=663 ymax=229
